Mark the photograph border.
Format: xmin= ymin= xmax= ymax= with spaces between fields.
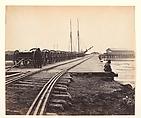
xmin=1 ymin=0 xmax=141 ymax=118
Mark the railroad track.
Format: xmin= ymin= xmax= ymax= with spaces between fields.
xmin=26 ymin=56 xmax=91 ymax=115
xmin=6 ymin=56 xmax=92 ymax=115
xmin=6 ymin=71 xmax=31 ymax=85
xmin=26 ymin=70 xmax=66 ymax=115
xmin=5 ymin=56 xmax=90 ymax=85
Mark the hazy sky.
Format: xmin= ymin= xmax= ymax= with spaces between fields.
xmin=5 ymin=6 xmax=135 ymax=53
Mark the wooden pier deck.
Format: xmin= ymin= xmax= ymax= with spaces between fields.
xmin=68 ymin=55 xmax=104 ymax=73
xmin=6 ymin=54 xmax=118 ymax=78
xmin=68 ymin=55 xmax=118 ymax=79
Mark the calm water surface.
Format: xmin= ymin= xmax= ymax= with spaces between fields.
xmin=6 ymin=59 xmax=136 ymax=88
xmin=109 ymin=60 xmax=135 ymax=88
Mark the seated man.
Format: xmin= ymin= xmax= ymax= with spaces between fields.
xmin=104 ymin=60 xmax=112 ymax=72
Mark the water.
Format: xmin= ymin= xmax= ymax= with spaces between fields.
xmin=103 ymin=60 xmax=135 ymax=88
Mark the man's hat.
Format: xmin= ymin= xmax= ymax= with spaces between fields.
xmin=108 ymin=60 xmax=111 ymax=63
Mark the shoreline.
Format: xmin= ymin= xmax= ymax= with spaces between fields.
xmin=58 ymin=73 xmax=135 ymax=115
xmin=102 ymin=60 xmax=135 ymax=88
xmin=5 ymin=59 xmax=135 ymax=115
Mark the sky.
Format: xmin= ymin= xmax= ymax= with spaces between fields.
xmin=2 ymin=2 xmax=141 ymax=116
xmin=5 ymin=6 xmax=135 ymax=53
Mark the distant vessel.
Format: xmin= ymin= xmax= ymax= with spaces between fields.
xmin=99 ymin=48 xmax=135 ymax=61
xmin=69 ymin=19 xmax=93 ymax=57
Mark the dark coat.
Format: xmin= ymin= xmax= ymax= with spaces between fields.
xmin=104 ymin=62 xmax=112 ymax=72
xmin=34 ymin=49 xmax=42 ymax=67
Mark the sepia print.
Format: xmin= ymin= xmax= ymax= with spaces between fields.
xmin=5 ymin=6 xmax=135 ymax=115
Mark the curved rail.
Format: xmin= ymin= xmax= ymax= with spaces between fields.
xmin=6 ymin=71 xmax=31 ymax=85
xmin=6 ymin=56 xmax=91 ymax=85
xmin=6 ymin=72 xmax=22 ymax=78
xmin=26 ymin=56 xmax=92 ymax=115
xmin=26 ymin=70 xmax=66 ymax=115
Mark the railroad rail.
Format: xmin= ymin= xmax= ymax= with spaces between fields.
xmin=5 ymin=56 xmax=91 ymax=85
xmin=26 ymin=70 xmax=66 ymax=115
xmin=6 ymin=56 xmax=92 ymax=115
xmin=26 ymin=56 xmax=91 ymax=115
xmin=6 ymin=71 xmax=31 ymax=85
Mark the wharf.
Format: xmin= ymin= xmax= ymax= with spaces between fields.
xmin=6 ymin=54 xmax=117 ymax=78
xmin=68 ymin=55 xmax=104 ymax=73
xmin=68 ymin=55 xmax=118 ymax=79
xmin=6 ymin=55 xmax=103 ymax=73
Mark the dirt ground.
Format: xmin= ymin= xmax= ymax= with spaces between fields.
xmin=59 ymin=74 xmax=135 ymax=115
xmin=5 ymin=60 xmax=135 ymax=115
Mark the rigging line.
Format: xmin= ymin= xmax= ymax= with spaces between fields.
xmin=74 ymin=36 xmax=78 ymax=52
xmin=79 ymin=35 xmax=87 ymax=50
xmin=72 ymin=38 xmax=75 ymax=51
xmin=72 ymin=41 xmax=75 ymax=52
xmin=77 ymin=35 xmax=84 ymax=51
xmin=72 ymin=43 xmax=75 ymax=52
xmin=79 ymin=40 xmax=85 ymax=52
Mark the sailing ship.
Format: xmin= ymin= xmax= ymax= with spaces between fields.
xmin=69 ymin=19 xmax=93 ymax=57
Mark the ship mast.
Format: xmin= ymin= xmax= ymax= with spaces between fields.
xmin=70 ymin=20 xmax=73 ymax=52
xmin=77 ymin=19 xmax=80 ymax=52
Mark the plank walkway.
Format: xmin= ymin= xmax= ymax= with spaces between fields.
xmin=68 ymin=55 xmax=104 ymax=73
